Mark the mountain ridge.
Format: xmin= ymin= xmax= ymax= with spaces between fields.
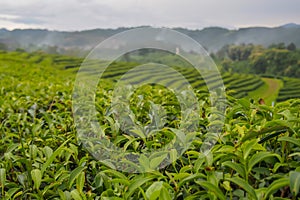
xmin=0 ymin=23 xmax=299 ymax=53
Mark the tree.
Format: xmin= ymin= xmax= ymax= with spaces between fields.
xmin=46 ymin=45 xmax=58 ymax=54
xmin=0 ymin=42 xmax=7 ymax=51
xmin=251 ymin=55 xmax=267 ymax=74
xmin=15 ymin=48 xmax=25 ymax=52
xmin=287 ymin=42 xmax=296 ymax=51
xmin=269 ymin=43 xmax=286 ymax=49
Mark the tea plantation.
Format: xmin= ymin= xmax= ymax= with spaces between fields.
xmin=0 ymin=50 xmax=300 ymax=199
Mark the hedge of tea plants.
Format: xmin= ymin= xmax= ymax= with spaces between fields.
xmin=0 ymin=50 xmax=300 ymax=199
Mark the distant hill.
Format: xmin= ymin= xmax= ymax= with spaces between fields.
xmin=0 ymin=24 xmax=299 ymax=53
xmin=279 ymin=23 xmax=300 ymax=29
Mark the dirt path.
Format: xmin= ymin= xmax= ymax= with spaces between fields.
xmin=261 ymin=78 xmax=282 ymax=104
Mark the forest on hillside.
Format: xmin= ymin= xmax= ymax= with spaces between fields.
xmin=213 ymin=43 xmax=300 ymax=78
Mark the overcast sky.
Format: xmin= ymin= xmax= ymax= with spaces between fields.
xmin=0 ymin=0 xmax=299 ymax=31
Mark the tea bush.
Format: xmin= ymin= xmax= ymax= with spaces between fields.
xmin=0 ymin=51 xmax=300 ymax=199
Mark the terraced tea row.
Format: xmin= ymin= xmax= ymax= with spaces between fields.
xmin=100 ymin=63 xmax=265 ymax=99
xmin=0 ymin=50 xmax=267 ymax=100
xmin=277 ymin=77 xmax=300 ymax=102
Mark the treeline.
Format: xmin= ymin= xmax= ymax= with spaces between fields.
xmin=0 ymin=42 xmax=88 ymax=57
xmin=213 ymin=43 xmax=300 ymax=78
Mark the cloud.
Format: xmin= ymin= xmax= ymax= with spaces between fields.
xmin=0 ymin=0 xmax=299 ymax=30
xmin=0 ymin=14 xmax=44 ymax=25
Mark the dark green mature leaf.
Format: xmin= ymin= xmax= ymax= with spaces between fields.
xmin=264 ymin=177 xmax=289 ymax=199
xmin=125 ymin=175 xmax=156 ymax=199
xmin=178 ymin=173 xmax=206 ymax=188
xmin=258 ymin=130 xmax=285 ymax=144
xmin=68 ymin=166 xmax=86 ymax=190
xmin=248 ymin=152 xmax=281 ymax=172
xmin=41 ymin=138 xmax=71 ymax=175
xmin=226 ymin=177 xmax=257 ymax=200
xmin=278 ymin=136 xmax=300 ymax=147
xmin=196 ymin=181 xmax=226 ymax=200
xmin=223 ymin=161 xmax=246 ymax=179
xmin=242 ymin=126 xmax=289 ymax=142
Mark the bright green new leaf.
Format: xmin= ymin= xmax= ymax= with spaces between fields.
xmin=150 ymin=153 xmax=168 ymax=169
xmin=242 ymin=139 xmax=259 ymax=160
xmin=70 ymin=189 xmax=83 ymax=200
xmin=289 ymin=171 xmax=300 ymax=196
xmin=31 ymin=169 xmax=42 ymax=190
xmin=0 ymin=168 xmax=6 ymax=195
xmin=6 ymin=188 xmax=21 ymax=199
xmin=160 ymin=187 xmax=172 ymax=200
xmin=146 ymin=181 xmax=163 ymax=200
xmin=76 ymin=172 xmax=85 ymax=193
xmin=0 ymin=168 xmax=5 ymax=187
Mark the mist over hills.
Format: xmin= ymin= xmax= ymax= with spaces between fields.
xmin=0 ymin=24 xmax=299 ymax=53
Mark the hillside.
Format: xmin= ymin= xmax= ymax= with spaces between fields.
xmin=0 ymin=24 xmax=300 ymax=53
xmin=0 ymin=50 xmax=297 ymax=104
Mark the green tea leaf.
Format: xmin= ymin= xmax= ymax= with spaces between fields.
xmin=169 ymin=149 xmax=177 ymax=163
xmin=146 ymin=181 xmax=163 ymax=200
xmin=150 ymin=153 xmax=167 ymax=169
xmin=160 ymin=187 xmax=172 ymax=200
xmin=226 ymin=177 xmax=257 ymax=200
xmin=0 ymin=168 xmax=6 ymax=195
xmin=31 ymin=169 xmax=42 ymax=190
xmin=139 ymin=154 xmax=150 ymax=172
xmin=41 ymin=138 xmax=71 ymax=175
xmin=258 ymin=131 xmax=284 ymax=144
xmin=76 ymin=172 xmax=85 ymax=194
xmin=196 ymin=181 xmax=226 ymax=200
xmin=58 ymin=189 xmax=67 ymax=200
xmin=70 ymin=189 xmax=83 ymax=200
xmin=242 ymin=126 xmax=289 ymax=142
xmin=242 ymin=139 xmax=259 ymax=160
xmin=223 ymin=161 xmax=246 ymax=179
xmin=0 ymin=168 xmax=5 ymax=187
xmin=264 ymin=177 xmax=289 ymax=199
xmin=68 ymin=166 xmax=86 ymax=190
xmin=125 ymin=175 xmax=156 ymax=199
xmin=289 ymin=171 xmax=300 ymax=196
xmin=6 ymin=188 xmax=21 ymax=199
xmin=278 ymin=136 xmax=300 ymax=147
xmin=248 ymin=152 xmax=281 ymax=172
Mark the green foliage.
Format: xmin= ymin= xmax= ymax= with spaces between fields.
xmin=277 ymin=77 xmax=300 ymax=102
xmin=0 ymin=50 xmax=300 ymax=199
xmin=217 ymin=44 xmax=300 ymax=78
